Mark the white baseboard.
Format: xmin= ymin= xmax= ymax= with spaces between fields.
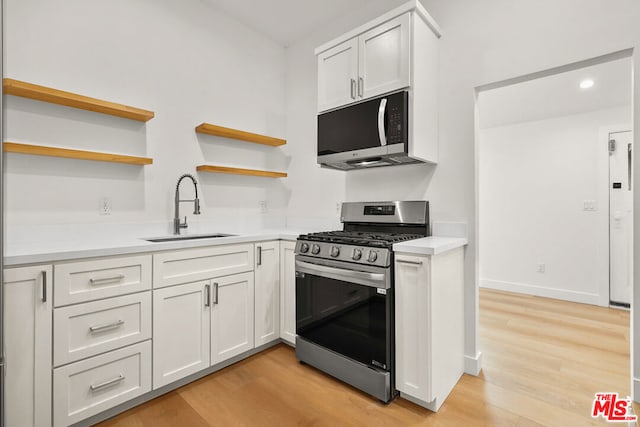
xmin=480 ymin=279 xmax=602 ymax=306
xmin=464 ymin=352 xmax=482 ymax=376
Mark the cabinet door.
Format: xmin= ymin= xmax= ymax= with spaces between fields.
xmin=317 ymin=37 xmax=359 ymax=112
xmin=394 ymin=254 xmax=432 ymax=403
xmin=279 ymin=241 xmax=296 ymax=345
xmin=359 ymin=13 xmax=411 ymax=100
xmin=153 ymin=281 xmax=210 ymax=388
xmin=254 ymin=242 xmax=280 ymax=347
xmin=211 ymin=272 xmax=254 ymax=365
xmin=4 ymin=265 xmax=52 ymax=427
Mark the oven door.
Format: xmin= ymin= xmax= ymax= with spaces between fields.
xmin=295 ymin=256 xmax=393 ymax=371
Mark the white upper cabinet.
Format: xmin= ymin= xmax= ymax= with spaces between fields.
xmin=317 ymin=14 xmax=410 ymax=113
xmin=315 ymin=1 xmax=441 ymax=163
xmin=358 ymin=13 xmax=411 ymax=100
xmin=317 ymin=38 xmax=359 ymax=112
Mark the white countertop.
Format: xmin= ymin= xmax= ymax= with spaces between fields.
xmin=4 ymin=228 xmax=304 ymax=266
xmin=393 ymin=236 xmax=468 ymax=255
xmin=5 ymin=221 xmax=468 ymax=266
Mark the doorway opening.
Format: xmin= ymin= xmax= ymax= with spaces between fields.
xmin=475 ymin=50 xmax=633 ymax=422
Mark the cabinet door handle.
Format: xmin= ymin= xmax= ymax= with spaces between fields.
xmin=397 ymin=259 xmax=423 ymax=266
xmin=350 ymin=78 xmax=356 ymax=99
xmin=90 ymin=374 xmax=125 ymax=392
xmin=213 ymin=282 xmax=219 ymax=305
xmin=257 ymin=246 xmax=262 ymax=266
xmin=89 ymin=320 xmax=124 ymax=333
xmin=205 ymin=284 xmax=211 ymax=307
xmin=358 ymin=77 xmax=364 ymax=97
xmin=89 ymin=274 xmax=125 ymax=285
xmin=41 ymin=270 xmax=47 ymax=302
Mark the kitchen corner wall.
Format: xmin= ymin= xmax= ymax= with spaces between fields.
xmin=4 ymin=0 xmax=287 ymax=235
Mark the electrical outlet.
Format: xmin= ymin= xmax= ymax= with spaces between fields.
xmin=336 ymin=203 xmax=341 ymax=214
xmin=258 ymin=200 xmax=268 ymax=214
xmin=537 ymin=263 xmax=545 ymax=273
xmin=583 ymin=200 xmax=597 ymax=211
xmin=99 ymin=197 xmax=112 ymax=215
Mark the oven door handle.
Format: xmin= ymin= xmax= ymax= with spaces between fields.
xmin=295 ymin=260 xmax=387 ymax=286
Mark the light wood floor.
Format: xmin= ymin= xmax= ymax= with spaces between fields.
xmin=99 ymin=289 xmax=631 ymax=426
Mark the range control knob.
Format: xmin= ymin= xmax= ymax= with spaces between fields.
xmin=352 ymin=248 xmax=362 ymax=260
xmin=331 ymin=246 xmax=340 ymax=257
xmin=299 ymin=242 xmax=309 ymax=253
xmin=311 ymin=244 xmax=321 ymax=255
xmin=368 ymin=251 xmax=378 ymax=263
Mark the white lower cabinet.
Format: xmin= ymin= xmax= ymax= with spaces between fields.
xmin=153 ymin=280 xmax=211 ymax=389
xmin=394 ymin=248 xmax=464 ymax=412
xmin=53 ymin=341 xmax=151 ymax=427
xmin=211 ymin=272 xmax=255 ymax=364
xmin=53 ymin=292 xmax=152 ymax=366
xmin=279 ymin=241 xmax=296 ymax=345
xmin=4 ymin=265 xmax=52 ymax=427
xmin=254 ymin=241 xmax=280 ymax=347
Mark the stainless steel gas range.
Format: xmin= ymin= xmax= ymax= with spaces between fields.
xmin=294 ymin=201 xmax=429 ymax=402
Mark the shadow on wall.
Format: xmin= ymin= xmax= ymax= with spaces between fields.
xmin=345 ymin=163 xmax=435 ymax=201
xmin=4 ymin=96 xmax=148 ymax=156
xmin=4 ymin=154 xmax=146 ymax=214
xmin=197 ymin=172 xmax=291 ymax=210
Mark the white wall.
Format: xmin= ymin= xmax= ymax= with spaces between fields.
xmin=4 ymin=0 xmax=288 ymax=237
xmin=479 ymin=107 xmax=630 ymax=305
xmin=418 ymin=0 xmax=640 ymax=394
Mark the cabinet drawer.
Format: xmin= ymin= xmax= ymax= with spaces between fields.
xmin=53 ymin=292 xmax=152 ymax=366
xmin=53 ymin=341 xmax=151 ymax=427
xmin=153 ymin=243 xmax=254 ymax=289
xmin=54 ymin=255 xmax=152 ymax=306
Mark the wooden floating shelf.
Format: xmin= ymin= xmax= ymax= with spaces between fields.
xmin=195 ymin=123 xmax=286 ymax=147
xmin=3 ymin=78 xmax=155 ymax=122
xmin=196 ymin=165 xmax=287 ymax=178
xmin=3 ymin=142 xmax=153 ymax=166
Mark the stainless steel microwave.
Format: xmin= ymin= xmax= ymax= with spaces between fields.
xmin=317 ymin=91 xmax=421 ymax=170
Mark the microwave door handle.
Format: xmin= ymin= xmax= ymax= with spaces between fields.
xmin=377 ymin=98 xmax=388 ymax=146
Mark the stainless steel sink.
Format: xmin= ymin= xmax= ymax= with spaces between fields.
xmin=143 ymin=233 xmax=235 ymax=243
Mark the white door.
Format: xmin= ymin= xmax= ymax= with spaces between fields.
xmin=609 ymin=130 xmax=633 ymax=305
xmin=211 ymin=272 xmax=255 ymax=364
xmin=279 ymin=241 xmax=297 ymax=345
xmin=317 ymin=38 xmax=359 ymax=112
xmin=4 ymin=265 xmax=52 ymax=427
xmin=358 ymin=13 xmax=411 ymax=100
xmin=394 ymin=254 xmax=432 ymax=403
xmin=153 ymin=281 xmax=211 ymax=388
xmin=254 ymin=242 xmax=280 ymax=347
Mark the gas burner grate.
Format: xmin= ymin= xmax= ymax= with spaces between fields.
xmin=302 ymin=231 xmax=424 ymax=247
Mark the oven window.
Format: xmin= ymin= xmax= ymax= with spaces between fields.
xmin=296 ymin=273 xmax=390 ymax=370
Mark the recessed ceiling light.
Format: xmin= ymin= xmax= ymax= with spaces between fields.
xmin=580 ymin=79 xmax=595 ymax=89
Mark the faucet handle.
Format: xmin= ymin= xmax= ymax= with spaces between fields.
xmin=181 ymin=215 xmax=188 ymax=228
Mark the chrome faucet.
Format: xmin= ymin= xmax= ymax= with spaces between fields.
xmin=174 ymin=173 xmax=201 ymax=235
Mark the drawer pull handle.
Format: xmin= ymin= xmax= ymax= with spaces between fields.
xmin=213 ymin=282 xmax=219 ymax=305
xmin=89 ymin=274 xmax=125 ymax=285
xmin=89 ymin=320 xmax=125 ymax=333
xmin=90 ymin=374 xmax=125 ymax=392
xmin=397 ymin=259 xmax=423 ymax=266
